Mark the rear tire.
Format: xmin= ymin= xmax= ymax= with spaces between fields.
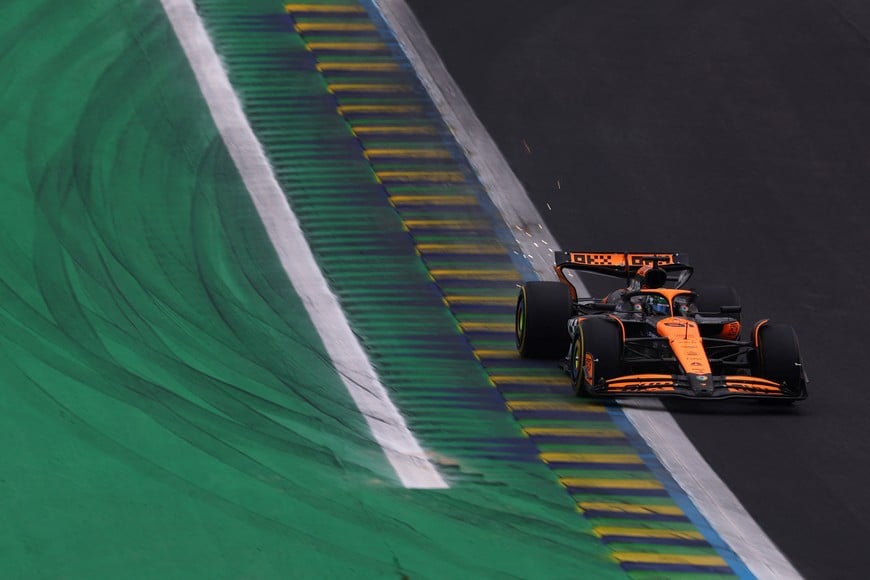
xmin=693 ymin=285 xmax=741 ymax=318
xmin=516 ymin=282 xmax=573 ymax=359
xmin=754 ymin=322 xmax=805 ymax=395
xmin=569 ymin=318 xmax=622 ymax=396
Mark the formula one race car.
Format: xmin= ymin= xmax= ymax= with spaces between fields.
xmin=515 ymin=251 xmax=808 ymax=401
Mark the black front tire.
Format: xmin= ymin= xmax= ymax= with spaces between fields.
xmin=516 ymin=281 xmax=573 ymax=359
xmin=570 ymin=318 xmax=622 ymax=396
xmin=754 ymin=322 xmax=806 ymax=396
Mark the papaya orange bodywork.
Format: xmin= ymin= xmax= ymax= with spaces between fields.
xmin=655 ymin=317 xmax=711 ymax=375
xmin=562 ymin=252 xmax=676 ymax=267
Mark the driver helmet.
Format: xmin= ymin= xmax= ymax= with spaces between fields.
xmin=629 ymin=265 xmax=649 ymax=291
xmin=632 ymin=265 xmax=668 ymax=290
xmin=646 ymin=295 xmax=671 ymax=316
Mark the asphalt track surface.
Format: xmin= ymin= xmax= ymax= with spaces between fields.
xmin=407 ymin=1 xmax=870 ymax=577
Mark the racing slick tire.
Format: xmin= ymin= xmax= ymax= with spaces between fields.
xmin=516 ymin=281 xmax=573 ymax=359
xmin=754 ymin=322 xmax=806 ymax=396
xmin=570 ymin=318 xmax=622 ymax=397
xmin=692 ymin=285 xmax=741 ymax=318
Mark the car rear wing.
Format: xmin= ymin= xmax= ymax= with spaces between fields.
xmin=554 ymin=251 xmax=694 ymax=298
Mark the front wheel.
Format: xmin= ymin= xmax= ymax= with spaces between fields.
xmin=570 ymin=318 xmax=622 ymax=396
xmin=516 ymin=281 xmax=573 ymax=358
xmin=753 ymin=322 xmax=806 ymax=396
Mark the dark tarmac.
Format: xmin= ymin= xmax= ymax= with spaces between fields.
xmin=408 ymin=1 xmax=870 ymax=576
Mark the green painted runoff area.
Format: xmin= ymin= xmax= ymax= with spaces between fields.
xmin=0 ymin=1 xmax=633 ymax=578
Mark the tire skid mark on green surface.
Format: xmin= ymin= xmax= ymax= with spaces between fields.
xmin=195 ymin=0 xmax=745 ymax=576
xmin=3 ymin=1 xmax=585 ymax=577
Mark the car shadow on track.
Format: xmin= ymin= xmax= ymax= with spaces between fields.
xmin=616 ymin=398 xmax=807 ymax=416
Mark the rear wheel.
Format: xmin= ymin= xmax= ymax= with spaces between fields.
xmin=570 ymin=318 xmax=622 ymax=396
xmin=754 ymin=322 xmax=805 ymax=396
xmin=693 ymin=285 xmax=742 ymax=340
xmin=693 ymin=285 xmax=741 ymax=318
xmin=516 ymin=281 xmax=573 ymax=358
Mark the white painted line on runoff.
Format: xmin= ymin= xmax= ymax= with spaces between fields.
xmin=160 ymin=0 xmax=447 ymax=489
xmin=372 ymin=0 xmax=801 ymax=576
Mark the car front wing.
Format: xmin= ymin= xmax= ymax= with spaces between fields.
xmin=587 ymin=373 xmax=807 ymax=401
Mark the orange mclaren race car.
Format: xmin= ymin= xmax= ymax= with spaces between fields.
xmin=515 ymin=252 xmax=808 ymax=401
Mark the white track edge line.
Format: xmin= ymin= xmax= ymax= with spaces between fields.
xmin=160 ymin=0 xmax=447 ymax=490
xmin=372 ymin=0 xmax=802 ymax=576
